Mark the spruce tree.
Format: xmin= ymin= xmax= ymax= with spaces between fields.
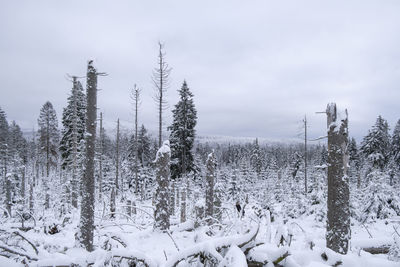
xmin=392 ymin=119 xmax=400 ymax=168
xmin=8 ymin=121 xmax=27 ymax=204
xmin=37 ymin=101 xmax=59 ymax=177
xmin=0 ymin=107 xmax=9 ymax=184
xmin=60 ymin=79 xmax=86 ymax=169
xmin=168 ymin=81 xmax=197 ymax=179
xmin=360 ymin=115 xmax=390 ymax=171
xmin=250 ymin=138 xmax=263 ymax=175
xmin=137 ymin=125 xmax=152 ymax=166
xmin=348 ymin=137 xmax=361 ymax=183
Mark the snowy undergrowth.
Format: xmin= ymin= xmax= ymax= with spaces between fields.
xmin=1 ymin=196 xmax=399 ymax=267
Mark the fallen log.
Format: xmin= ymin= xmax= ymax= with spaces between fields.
xmin=361 ymin=245 xmax=391 ymax=254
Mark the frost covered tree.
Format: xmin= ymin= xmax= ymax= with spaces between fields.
xmin=392 ymin=119 xmax=400 ymax=170
xmin=348 ymin=137 xmax=361 ymax=187
xmin=152 ymin=42 xmax=171 ymax=147
xmin=37 ymin=101 xmax=59 ymax=209
xmin=60 ymin=77 xmax=86 ymax=208
xmin=326 ymin=103 xmax=350 ymax=254
xmin=250 ymin=138 xmax=263 ymax=175
xmin=8 ymin=121 xmax=28 ymax=206
xmin=154 ymin=140 xmax=171 ymax=231
xmin=205 ymin=151 xmax=217 ymax=223
xmin=0 ymin=107 xmax=9 ymax=190
xmin=78 ymin=60 xmax=99 ymax=251
xmin=60 ymin=78 xmax=86 ymax=169
xmin=168 ymin=80 xmax=197 ymax=179
xmin=360 ymin=115 xmax=390 ymax=171
xmin=137 ymin=125 xmax=152 ymax=166
xmin=38 ymin=101 xmax=59 ymax=177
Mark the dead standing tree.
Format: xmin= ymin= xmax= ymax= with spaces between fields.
xmin=154 ymin=140 xmax=171 ymax=231
xmin=152 ymin=42 xmax=171 ymax=148
xmin=131 ymin=84 xmax=141 ymax=194
xmin=78 ymin=60 xmax=106 ymax=251
xmin=326 ymin=103 xmax=350 ymax=254
xmin=205 ymin=151 xmax=217 ymax=224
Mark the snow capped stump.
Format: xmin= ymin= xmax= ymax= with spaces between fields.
xmin=326 ymin=103 xmax=351 ymax=255
xmin=205 ymin=150 xmax=217 ymax=225
xmin=154 ymin=140 xmax=171 ymax=231
xmin=195 ymin=199 xmax=205 ymax=228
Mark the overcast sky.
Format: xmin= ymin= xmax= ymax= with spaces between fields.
xmin=1 ymin=0 xmax=400 ymax=142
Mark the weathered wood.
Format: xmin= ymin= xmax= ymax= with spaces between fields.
xmin=362 ymin=245 xmax=391 ymax=254
xmin=326 ymin=103 xmax=350 ymax=254
xmin=79 ymin=60 xmax=98 ymax=251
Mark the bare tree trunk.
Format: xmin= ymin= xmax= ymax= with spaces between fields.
xmin=304 ymin=115 xmax=308 ymax=194
xmin=6 ymin=174 xmax=11 ymax=216
xmin=180 ymin=177 xmax=187 ymax=223
xmin=132 ymin=85 xmax=140 ymax=194
xmin=126 ymin=199 xmax=132 ymax=217
xmin=110 ymin=187 xmax=116 ymax=219
xmin=21 ymin=166 xmax=25 ymax=201
xmin=205 ymin=151 xmax=216 ymax=224
xmin=29 ymin=183 xmax=34 ymax=214
xmin=98 ymin=112 xmax=103 ymax=201
xmin=326 ymin=103 xmax=350 ymax=255
xmin=45 ymin=117 xmax=50 ymax=209
xmin=154 ymin=141 xmax=170 ymax=231
xmin=170 ymin=180 xmax=175 ymax=216
xmin=78 ymin=60 xmax=98 ymax=252
xmin=152 ymin=42 xmax=171 ymax=148
xmin=115 ymin=118 xmax=120 ymax=194
xmin=71 ymin=77 xmax=78 ymax=209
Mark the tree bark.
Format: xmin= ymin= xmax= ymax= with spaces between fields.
xmin=115 ymin=118 xmax=120 ymax=193
xmin=154 ymin=141 xmax=170 ymax=231
xmin=78 ymin=60 xmax=98 ymax=251
xmin=326 ymin=103 xmax=350 ymax=254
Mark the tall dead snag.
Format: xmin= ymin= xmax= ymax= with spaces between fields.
xmin=98 ymin=112 xmax=103 ymax=200
xmin=131 ymin=84 xmax=141 ymax=194
xmin=205 ymin=151 xmax=217 ymax=224
xmin=154 ymin=140 xmax=171 ymax=231
xmin=304 ymin=115 xmax=308 ymax=194
xmin=152 ymin=42 xmax=171 ymax=148
xmin=115 ymin=118 xmax=120 ymax=193
xmin=78 ymin=60 xmax=98 ymax=251
xmin=326 ymin=103 xmax=350 ymax=254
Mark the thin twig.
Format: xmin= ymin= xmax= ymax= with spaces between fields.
xmin=12 ymin=231 xmax=38 ymax=255
xmin=0 ymin=244 xmax=38 ymax=261
xmin=166 ymin=231 xmax=180 ymax=251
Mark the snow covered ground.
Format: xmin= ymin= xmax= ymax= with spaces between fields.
xmin=1 ymin=199 xmax=399 ymax=266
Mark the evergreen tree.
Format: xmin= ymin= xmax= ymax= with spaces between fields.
xmin=348 ymin=137 xmax=360 ymax=181
xmin=250 ymin=138 xmax=263 ymax=175
xmin=37 ymin=101 xmax=59 ymax=177
xmin=168 ymin=81 xmax=197 ymax=179
xmin=0 ymin=107 xmax=9 ymax=182
xmin=60 ymin=79 xmax=86 ymax=169
xmin=392 ymin=119 xmax=400 ymax=168
xmin=360 ymin=115 xmax=390 ymax=171
xmin=8 ymin=121 xmax=28 ymax=204
xmin=130 ymin=124 xmax=152 ymax=167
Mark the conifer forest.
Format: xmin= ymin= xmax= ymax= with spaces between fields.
xmin=1 ymin=1 xmax=400 ymax=266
